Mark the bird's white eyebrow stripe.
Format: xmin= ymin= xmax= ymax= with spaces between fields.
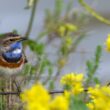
xmin=3 ymin=36 xmax=21 ymax=42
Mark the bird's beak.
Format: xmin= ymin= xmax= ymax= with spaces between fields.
xmin=19 ymin=37 xmax=28 ymax=41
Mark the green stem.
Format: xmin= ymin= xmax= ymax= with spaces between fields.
xmin=79 ymin=0 xmax=110 ymax=25
xmin=25 ymin=0 xmax=38 ymax=38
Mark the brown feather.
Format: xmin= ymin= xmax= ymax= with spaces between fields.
xmin=0 ymin=56 xmax=24 ymax=68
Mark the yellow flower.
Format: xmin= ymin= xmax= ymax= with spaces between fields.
xmin=60 ymin=73 xmax=84 ymax=95
xmin=60 ymin=73 xmax=84 ymax=86
xmin=58 ymin=23 xmax=78 ymax=37
xmin=86 ymin=103 xmax=94 ymax=110
xmin=21 ymin=83 xmax=69 ymax=110
xmin=21 ymin=83 xmax=50 ymax=110
xmin=105 ymin=34 xmax=110 ymax=52
xmin=64 ymin=90 xmax=71 ymax=100
xmin=58 ymin=25 xmax=66 ymax=37
xmin=87 ymin=85 xmax=110 ymax=110
xmin=65 ymin=23 xmax=78 ymax=32
xmin=49 ymin=95 xmax=69 ymax=110
xmin=72 ymin=83 xmax=84 ymax=95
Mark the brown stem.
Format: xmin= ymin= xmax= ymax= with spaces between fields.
xmin=0 ymin=89 xmax=88 ymax=95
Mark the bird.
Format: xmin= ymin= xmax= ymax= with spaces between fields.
xmin=0 ymin=32 xmax=27 ymax=76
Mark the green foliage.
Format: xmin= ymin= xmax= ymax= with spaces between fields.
xmin=27 ymin=39 xmax=44 ymax=55
xmin=0 ymin=0 xmax=107 ymax=109
xmin=1 ymin=0 xmax=110 ymax=109
xmin=79 ymin=0 xmax=110 ymax=25
xmin=86 ymin=45 xmax=102 ymax=85
xmin=23 ymin=0 xmax=105 ymax=88
xmin=0 ymin=97 xmax=6 ymax=110
xmin=65 ymin=0 xmax=74 ymax=16
xmin=48 ymin=80 xmax=55 ymax=90
xmin=39 ymin=58 xmax=53 ymax=74
xmin=69 ymin=95 xmax=88 ymax=110
xmin=22 ymin=64 xmax=35 ymax=76
xmin=0 ymin=79 xmax=6 ymax=110
xmin=54 ymin=0 xmax=64 ymax=20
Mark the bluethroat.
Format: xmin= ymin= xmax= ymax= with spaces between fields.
xmin=0 ymin=32 xmax=27 ymax=75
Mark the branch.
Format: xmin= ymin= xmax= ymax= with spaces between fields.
xmin=25 ymin=0 xmax=38 ymax=38
xmin=79 ymin=0 xmax=110 ymax=25
xmin=0 ymin=89 xmax=88 ymax=95
xmin=0 ymin=91 xmax=64 ymax=95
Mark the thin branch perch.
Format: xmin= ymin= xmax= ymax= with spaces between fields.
xmin=0 ymin=91 xmax=64 ymax=95
xmin=0 ymin=89 xmax=88 ymax=95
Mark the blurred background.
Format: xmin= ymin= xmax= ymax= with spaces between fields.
xmin=0 ymin=0 xmax=110 ymax=89
xmin=0 ymin=0 xmax=110 ymax=109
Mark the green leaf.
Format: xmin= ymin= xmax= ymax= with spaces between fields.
xmin=95 ymin=45 xmax=102 ymax=63
xmin=69 ymin=95 xmax=89 ymax=110
xmin=86 ymin=60 xmax=93 ymax=72
xmin=66 ymin=0 xmax=74 ymax=15
xmin=93 ymin=77 xmax=100 ymax=84
xmin=54 ymin=0 xmax=64 ymax=20
xmin=40 ymin=58 xmax=53 ymax=75
xmin=22 ymin=64 xmax=32 ymax=75
xmin=85 ymin=45 xmax=102 ymax=86
xmin=64 ymin=84 xmax=72 ymax=91
xmin=27 ymin=39 xmax=44 ymax=55
xmin=48 ymin=80 xmax=55 ymax=90
xmin=48 ymin=66 xmax=53 ymax=76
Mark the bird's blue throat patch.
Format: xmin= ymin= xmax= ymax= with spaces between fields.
xmin=2 ymin=41 xmax=23 ymax=62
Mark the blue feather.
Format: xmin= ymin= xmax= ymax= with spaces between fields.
xmin=3 ymin=41 xmax=23 ymax=61
xmin=10 ymin=41 xmax=22 ymax=50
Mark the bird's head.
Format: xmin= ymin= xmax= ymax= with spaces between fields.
xmin=0 ymin=33 xmax=27 ymax=62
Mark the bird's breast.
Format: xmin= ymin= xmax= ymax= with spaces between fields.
xmin=2 ymin=48 xmax=22 ymax=63
xmin=0 ymin=55 xmax=24 ymax=68
xmin=0 ymin=55 xmax=25 ymax=75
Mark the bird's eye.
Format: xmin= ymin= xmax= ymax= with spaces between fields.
xmin=9 ymin=39 xmax=14 ymax=42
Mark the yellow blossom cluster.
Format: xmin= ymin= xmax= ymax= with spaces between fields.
xmin=87 ymin=85 xmax=110 ymax=110
xmin=21 ymin=73 xmax=110 ymax=110
xmin=60 ymin=73 xmax=84 ymax=95
xmin=21 ymin=83 xmax=69 ymax=110
xmin=49 ymin=95 xmax=69 ymax=110
xmin=21 ymin=84 xmax=50 ymax=110
xmin=105 ymin=34 xmax=110 ymax=51
xmin=58 ymin=23 xmax=78 ymax=37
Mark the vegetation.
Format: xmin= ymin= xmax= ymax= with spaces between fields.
xmin=0 ymin=0 xmax=110 ymax=109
